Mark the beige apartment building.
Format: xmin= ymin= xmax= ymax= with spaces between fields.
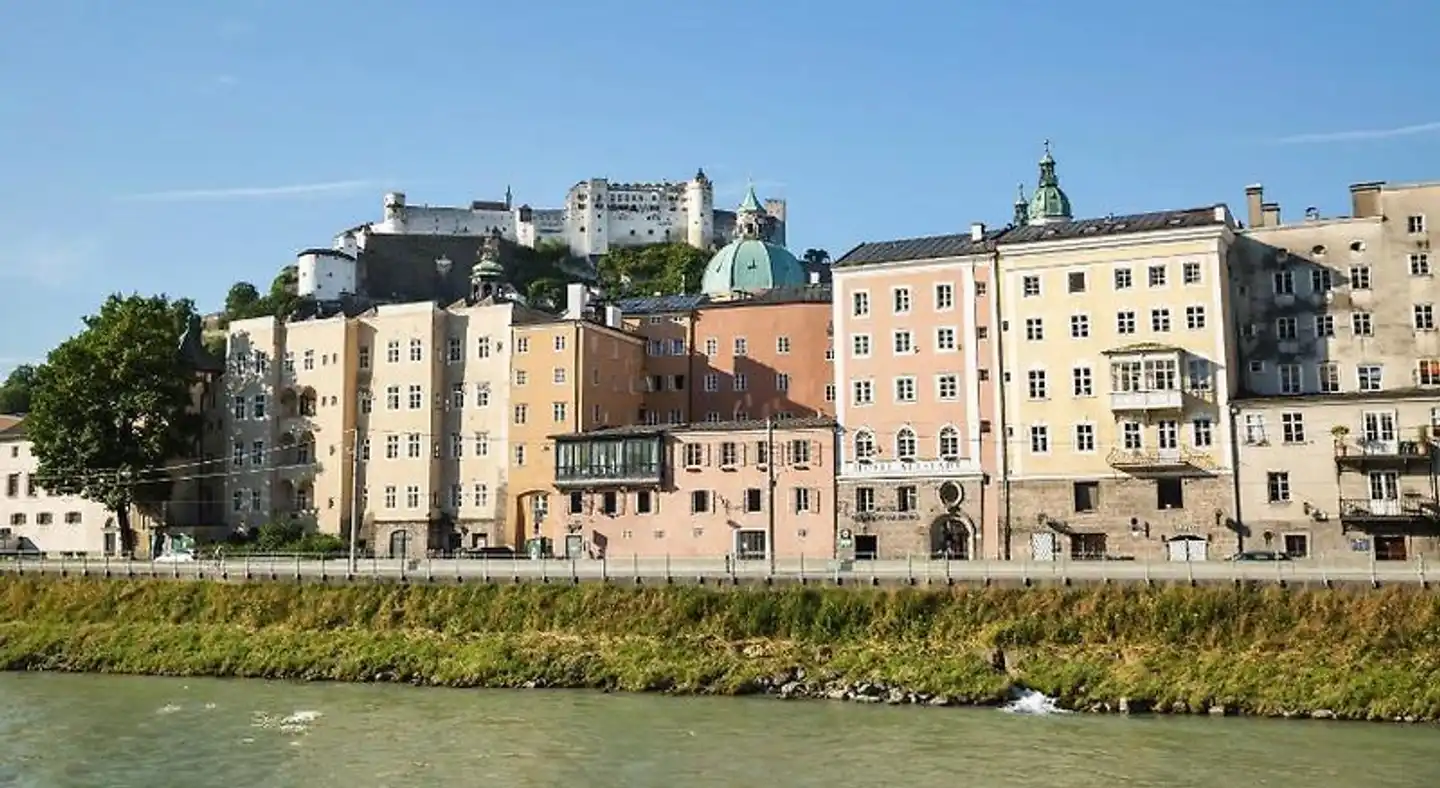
xmin=549 ymin=418 xmax=836 ymax=559
xmin=831 ymin=225 xmax=1001 ymax=560
xmin=1232 ymin=182 xmax=1440 ymax=563
xmin=507 ymin=312 xmax=646 ymax=550
xmin=224 ymin=297 xmax=527 ymax=558
xmin=997 ymin=202 xmax=1242 ymax=563
xmin=0 ymin=417 xmax=116 ymax=555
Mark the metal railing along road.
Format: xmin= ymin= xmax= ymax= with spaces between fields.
xmin=0 ymin=552 xmax=1434 ymax=587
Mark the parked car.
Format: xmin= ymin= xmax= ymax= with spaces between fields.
xmin=152 ymin=550 xmax=197 ymax=563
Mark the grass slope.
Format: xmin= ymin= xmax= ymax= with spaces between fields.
xmin=3 ymin=578 xmax=1440 ymax=720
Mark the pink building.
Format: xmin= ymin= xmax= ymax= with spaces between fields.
xmin=550 ymin=418 xmax=837 ymax=560
xmin=829 ymin=225 xmax=1002 ymax=559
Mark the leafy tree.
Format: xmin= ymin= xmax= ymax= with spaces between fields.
xmin=25 ymin=294 xmax=204 ymax=555
xmin=0 ymin=364 xmax=37 ymax=414
xmin=596 ymin=243 xmax=710 ymax=298
xmin=224 ymin=282 xmax=263 ymax=318
xmin=803 ymin=248 xmax=831 ymax=267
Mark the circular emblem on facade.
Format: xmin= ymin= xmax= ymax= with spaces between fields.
xmin=938 ymin=481 xmax=964 ymax=508
xmin=839 ymin=528 xmax=853 ymax=540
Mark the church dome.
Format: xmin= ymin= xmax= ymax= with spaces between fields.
xmin=1026 ymin=142 xmax=1072 ymax=225
xmin=701 ymin=238 xmax=805 ymax=296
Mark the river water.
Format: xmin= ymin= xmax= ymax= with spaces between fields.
xmin=1 ymin=673 xmax=1437 ymax=787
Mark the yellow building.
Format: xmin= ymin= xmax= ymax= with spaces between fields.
xmin=996 ymin=149 xmax=1240 ymax=561
xmin=507 ymin=308 xmax=645 ymax=551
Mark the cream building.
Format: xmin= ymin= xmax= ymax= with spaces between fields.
xmin=1231 ymin=182 xmax=1440 ymax=563
xmin=996 ymin=149 xmax=1242 ymax=561
xmin=0 ymin=417 xmax=116 ymax=555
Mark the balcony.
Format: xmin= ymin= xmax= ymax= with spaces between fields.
xmin=1334 ymin=439 xmax=1432 ymax=469
xmin=1109 ymin=389 xmax=1184 ymax=411
xmin=1338 ymin=497 xmax=1438 ymax=527
xmin=555 ymin=461 xmax=662 ymax=488
xmin=1106 ymin=446 xmax=1219 ymax=474
xmin=554 ymin=434 xmax=665 ymax=488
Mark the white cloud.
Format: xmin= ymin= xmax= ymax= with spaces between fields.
xmin=0 ymin=234 xmax=102 ymax=289
xmin=116 ymin=180 xmax=378 ymax=203
xmin=1276 ymin=121 xmax=1440 ymax=144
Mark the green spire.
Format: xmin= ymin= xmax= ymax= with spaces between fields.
xmin=1027 ymin=139 xmax=1072 ymax=225
xmin=1013 ymin=183 xmax=1029 ymax=226
xmin=739 ymin=182 xmax=764 ymax=214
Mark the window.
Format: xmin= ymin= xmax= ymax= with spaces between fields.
xmin=1352 ymin=312 xmax=1373 ymax=336
xmin=515 ymin=369 xmax=529 ymax=386
xmin=514 ymin=404 xmax=528 ymax=424
xmin=1185 ymin=306 xmax=1206 ymax=330
xmin=1407 ymin=215 xmax=1426 ymax=234
xmin=938 ymin=426 xmax=959 ymax=458
xmin=1187 ymin=359 xmax=1211 ymax=391
xmin=1121 ymin=421 xmax=1142 ymax=449
xmin=1244 ymin=414 xmax=1266 ymax=444
xmin=1069 ymin=314 xmax=1090 ymax=338
xmin=934 ymin=283 xmax=954 ymax=310
xmin=385 ymin=435 xmax=400 ymax=459
xmin=1314 ymin=314 xmax=1335 ymax=337
xmin=733 ymin=374 xmax=747 ymax=391
xmin=1030 ymin=425 xmax=1050 ymax=453
xmin=409 ymin=338 xmax=423 ymax=362
xmin=407 ymin=433 xmax=422 ymax=458
xmin=691 ymin=490 xmax=711 ymax=514
xmin=852 ymin=334 xmax=872 ymax=357
xmin=1192 ymin=418 xmax=1213 ymax=447
xmin=1281 ymin=412 xmax=1306 ymax=444
xmin=703 ymin=373 xmax=718 ymax=392
xmin=1073 ymin=481 xmax=1099 ymax=512
xmin=1275 ymin=317 xmax=1297 ymax=339
xmin=853 ymin=430 xmax=876 ymax=460
xmin=894 ymin=377 xmax=916 ymax=403
xmin=1116 ymin=311 xmax=1136 ymax=334
xmin=1067 ymin=271 xmax=1087 ymax=293
xmin=1027 ymin=369 xmax=1048 ymax=399
xmin=1318 ymin=363 xmax=1340 ymax=393
xmin=1113 ymin=268 xmax=1132 ymax=289
xmin=1410 ymin=253 xmax=1431 ymax=276
xmin=553 ymin=402 xmax=567 ymax=422
xmin=852 ymin=291 xmax=870 ymax=317
xmin=936 ymin=374 xmax=958 ymax=400
xmin=1278 ymin=364 xmax=1302 ymax=394
xmin=1419 ymin=359 xmax=1440 ymax=387
xmin=895 ymin=428 xmax=917 ymax=459
xmin=824 ymin=383 xmax=836 ymax=402
xmin=476 ymin=336 xmax=491 ymax=358
xmin=302 ymin=349 xmax=315 ymax=371
xmin=383 ymin=486 xmax=397 ymax=509
xmin=1357 ymin=364 xmax=1382 ymax=392
xmin=636 ymin=490 xmax=653 ymax=514
xmin=1147 ymin=265 xmax=1167 ymax=287
xmin=1267 ymin=472 xmax=1291 ymax=503
xmin=474 ymin=384 xmax=490 ymax=407
xmin=1025 ymin=318 xmax=1044 ymax=341
xmin=892 ymin=330 xmax=914 ymax=354
xmin=449 ymin=432 xmax=463 ymax=459
xmin=552 ymin=367 xmax=567 ymax=384
xmin=406 ymin=485 xmax=421 ymax=508
xmin=408 ymin=384 xmax=423 ymax=409
xmin=1150 ymin=308 xmax=1171 ymax=332
xmin=1074 ymin=423 xmax=1095 ymax=452
xmin=515 ymin=444 xmax=527 ymax=465
xmin=232 ymin=396 xmax=247 ymax=420
xmin=515 ymin=337 xmax=529 ymax=353
xmin=776 ymin=336 xmax=791 ymax=353
xmin=554 ymin=335 xmax=567 ymax=351
xmin=776 ymin=373 xmax=790 ymax=392
xmin=1022 ymin=276 xmax=1041 ymax=297
xmin=892 ymin=287 xmax=911 ymax=314
xmin=1311 ymin=267 xmax=1334 ymax=293
xmin=1350 ymin=266 xmax=1371 ymax=290
xmin=250 ymin=440 xmax=265 ymax=466
xmin=357 ymin=346 xmax=371 ymax=369
xmin=856 ymin=487 xmax=876 ymax=513
xmin=852 ymin=380 xmax=874 ymax=405
xmin=1272 ymin=269 xmax=1294 ymax=295
xmin=386 ymin=340 xmax=400 ymax=363
xmin=1415 ymin=304 xmax=1436 ymax=331
xmin=251 ymin=395 xmax=267 ymax=419
xmin=792 ymin=488 xmax=813 ymax=514
xmin=897 ymin=485 xmax=918 ymax=512
xmin=446 ymin=337 xmax=462 ymax=362
xmin=733 ymin=337 xmax=748 ymax=356
xmin=1183 ymin=261 xmax=1202 ymax=284
xmin=1157 ymin=420 xmax=1178 ymax=450
xmin=935 ymin=327 xmax=956 ymax=351
xmin=704 ymin=338 xmax=718 ymax=356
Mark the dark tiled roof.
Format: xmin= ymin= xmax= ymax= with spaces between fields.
xmin=554 ymin=417 xmax=836 ymax=440
xmin=615 ymin=294 xmax=707 ymax=314
xmin=1000 ymin=206 xmax=1229 ymax=245
xmin=834 ymin=231 xmax=1003 ymax=267
xmin=613 ymin=285 xmax=831 ymax=315
xmin=0 ymin=415 xmax=25 ymax=440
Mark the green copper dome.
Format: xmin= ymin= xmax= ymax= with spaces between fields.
xmin=701 ymin=239 xmax=805 ymax=296
xmin=1027 ymin=141 xmax=1072 ymax=225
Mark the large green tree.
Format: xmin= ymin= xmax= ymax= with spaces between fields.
xmin=596 ymin=243 xmax=710 ymax=298
xmin=0 ymin=364 xmax=37 ymax=414
xmin=26 ymin=294 xmax=205 ymax=555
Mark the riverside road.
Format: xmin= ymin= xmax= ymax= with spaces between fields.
xmin=0 ymin=555 xmax=1433 ymax=588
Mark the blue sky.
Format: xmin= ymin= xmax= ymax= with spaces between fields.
xmin=2 ymin=0 xmax=1437 ymax=375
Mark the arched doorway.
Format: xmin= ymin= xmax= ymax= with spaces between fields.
xmin=929 ymin=515 xmax=973 ymax=560
xmin=388 ymin=529 xmax=410 ymax=560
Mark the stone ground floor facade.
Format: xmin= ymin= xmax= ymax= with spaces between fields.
xmin=1240 ymin=515 xmax=1440 ymax=564
xmin=835 ymin=475 xmax=996 ymax=560
xmin=1003 ymin=474 xmax=1239 ymax=563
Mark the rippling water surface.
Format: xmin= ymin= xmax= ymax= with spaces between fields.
xmin=2 ymin=673 xmax=1438 ymax=787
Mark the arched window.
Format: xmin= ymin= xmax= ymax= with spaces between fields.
xmin=896 ymin=427 xmax=917 ymax=460
xmin=854 ymin=430 xmax=875 ymax=459
xmin=938 ymin=426 xmax=959 ymax=459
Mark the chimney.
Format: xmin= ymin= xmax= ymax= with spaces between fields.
xmin=1261 ymin=202 xmax=1281 ymax=227
xmin=1244 ymin=184 xmax=1264 ymax=228
xmin=1213 ymin=205 xmax=1228 ymax=223
xmin=603 ymin=304 xmax=622 ymax=328
xmin=970 ymin=222 xmax=986 ymax=242
xmin=1349 ymin=181 xmax=1383 ymax=218
xmin=564 ymin=283 xmax=590 ymax=320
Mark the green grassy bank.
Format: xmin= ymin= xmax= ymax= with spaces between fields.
xmin=4 ymin=577 xmax=1440 ymax=721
